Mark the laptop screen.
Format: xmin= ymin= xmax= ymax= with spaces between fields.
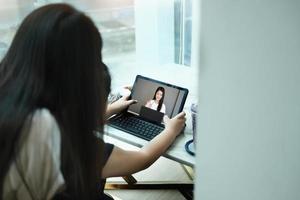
xmin=128 ymin=75 xmax=189 ymax=124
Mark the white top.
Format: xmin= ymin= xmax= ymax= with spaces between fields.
xmin=145 ymin=100 xmax=166 ymax=113
xmin=3 ymin=109 xmax=65 ymax=200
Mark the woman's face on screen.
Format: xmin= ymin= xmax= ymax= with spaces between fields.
xmin=155 ymin=90 xmax=163 ymax=101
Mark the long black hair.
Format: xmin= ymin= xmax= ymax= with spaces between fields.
xmin=0 ymin=4 xmax=110 ymax=199
xmin=152 ymin=87 xmax=165 ymax=112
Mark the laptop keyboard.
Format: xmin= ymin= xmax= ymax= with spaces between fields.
xmin=108 ymin=115 xmax=164 ymax=141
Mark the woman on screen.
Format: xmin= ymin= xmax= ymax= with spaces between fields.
xmin=145 ymin=87 xmax=166 ymax=114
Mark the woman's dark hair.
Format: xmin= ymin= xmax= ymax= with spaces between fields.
xmin=0 ymin=4 xmax=110 ymax=199
xmin=152 ymin=87 xmax=165 ymax=112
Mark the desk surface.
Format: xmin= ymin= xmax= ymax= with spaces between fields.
xmin=104 ymin=124 xmax=195 ymax=167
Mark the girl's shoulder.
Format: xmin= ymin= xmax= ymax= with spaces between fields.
xmin=3 ymin=108 xmax=64 ymax=199
xmin=32 ymin=108 xmax=57 ymax=126
xmin=29 ymin=108 xmax=60 ymax=142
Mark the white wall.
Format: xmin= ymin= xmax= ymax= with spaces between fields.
xmin=195 ymin=1 xmax=300 ymax=200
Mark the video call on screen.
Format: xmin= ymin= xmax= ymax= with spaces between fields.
xmin=128 ymin=78 xmax=186 ymax=124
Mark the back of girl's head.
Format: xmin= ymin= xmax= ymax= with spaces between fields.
xmin=0 ymin=4 xmax=110 ymax=199
xmin=1 ymin=3 xmax=109 ymax=119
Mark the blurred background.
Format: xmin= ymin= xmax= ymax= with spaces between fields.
xmin=0 ymin=0 xmax=192 ymax=66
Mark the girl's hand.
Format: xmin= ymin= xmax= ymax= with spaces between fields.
xmin=163 ymin=112 xmax=186 ymax=136
xmin=108 ymin=95 xmax=137 ymax=115
xmin=106 ymin=86 xmax=137 ymax=118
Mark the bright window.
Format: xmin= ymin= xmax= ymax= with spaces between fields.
xmin=0 ymin=0 xmax=192 ymax=67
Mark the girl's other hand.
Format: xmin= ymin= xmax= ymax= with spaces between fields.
xmin=163 ymin=112 xmax=186 ymax=136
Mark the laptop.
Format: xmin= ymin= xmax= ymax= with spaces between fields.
xmin=108 ymin=75 xmax=189 ymax=141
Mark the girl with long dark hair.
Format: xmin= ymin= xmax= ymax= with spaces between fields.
xmin=0 ymin=4 xmax=186 ymax=200
xmin=145 ymin=86 xmax=166 ymax=113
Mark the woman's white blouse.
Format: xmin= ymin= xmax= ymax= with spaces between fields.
xmin=3 ymin=109 xmax=65 ymax=200
xmin=146 ymin=100 xmax=166 ymax=113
